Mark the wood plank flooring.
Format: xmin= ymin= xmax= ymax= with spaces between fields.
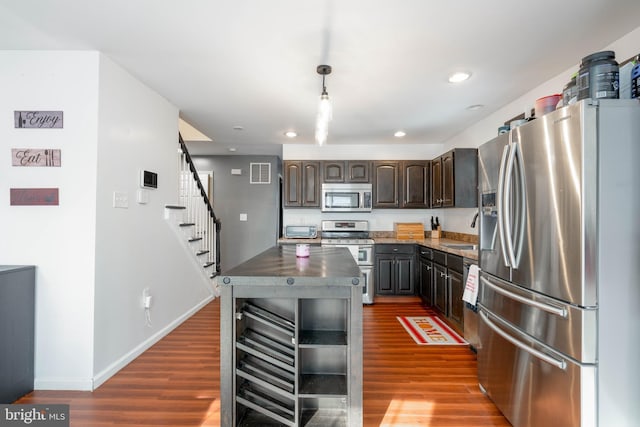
xmin=16 ymin=296 xmax=510 ymax=426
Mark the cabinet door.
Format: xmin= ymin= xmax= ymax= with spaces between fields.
xmin=347 ymin=161 xmax=370 ymax=183
xmin=441 ymin=151 xmax=455 ymax=207
xmin=283 ymin=161 xmax=302 ymax=207
xmin=448 ymin=269 xmax=464 ymax=331
xmin=323 ymin=161 xmax=345 ymax=183
xmin=402 ymin=160 xmax=430 ymax=208
xmin=419 ymin=259 xmax=433 ymax=306
xmin=431 ymin=157 xmax=443 ymax=207
xmin=375 ymin=256 xmax=395 ymax=295
xmin=395 ymin=256 xmax=415 ymax=295
xmin=433 ymin=263 xmax=448 ymax=315
xmin=302 ymin=161 xmax=321 ymax=207
xmin=372 ymin=161 xmax=400 ymax=208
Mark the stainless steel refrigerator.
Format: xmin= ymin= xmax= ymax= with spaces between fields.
xmin=477 ymin=99 xmax=640 ymax=427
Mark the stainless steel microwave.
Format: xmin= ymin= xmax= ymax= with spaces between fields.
xmin=321 ymin=183 xmax=372 ymax=212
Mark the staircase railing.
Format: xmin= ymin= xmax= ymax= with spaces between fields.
xmin=178 ymin=133 xmax=221 ymax=277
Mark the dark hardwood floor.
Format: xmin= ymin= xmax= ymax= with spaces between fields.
xmin=16 ymin=296 xmax=510 ymax=426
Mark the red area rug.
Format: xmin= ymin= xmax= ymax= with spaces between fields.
xmin=397 ymin=316 xmax=467 ymax=345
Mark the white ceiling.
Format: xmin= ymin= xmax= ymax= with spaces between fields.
xmin=2 ymin=1 xmax=639 ymax=156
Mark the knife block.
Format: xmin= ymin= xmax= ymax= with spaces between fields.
xmin=430 ymin=229 xmax=441 ymax=239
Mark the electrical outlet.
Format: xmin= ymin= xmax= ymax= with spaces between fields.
xmin=142 ymin=288 xmax=150 ymax=308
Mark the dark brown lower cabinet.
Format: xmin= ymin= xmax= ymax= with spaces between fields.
xmin=433 ymin=263 xmax=447 ymax=314
xmin=374 ymin=244 xmax=415 ymax=295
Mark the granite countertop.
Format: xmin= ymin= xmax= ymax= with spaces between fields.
xmin=277 ymin=236 xmax=478 ymax=261
xmin=373 ymin=237 xmax=478 ymax=261
xmin=220 ymin=245 xmax=362 ymax=286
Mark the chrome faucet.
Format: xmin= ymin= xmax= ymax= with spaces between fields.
xmin=470 ymin=212 xmax=479 ymax=228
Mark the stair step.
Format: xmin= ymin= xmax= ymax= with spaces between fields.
xmin=189 ymin=237 xmax=203 ymax=242
xmin=179 ymin=223 xmax=195 ymax=227
xmin=196 ymin=250 xmax=210 ymax=256
xmin=203 ymin=261 xmax=215 ymax=268
xmin=165 ymin=205 xmax=186 ymax=210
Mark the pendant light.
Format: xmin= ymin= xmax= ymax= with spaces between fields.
xmin=315 ymin=65 xmax=332 ymax=145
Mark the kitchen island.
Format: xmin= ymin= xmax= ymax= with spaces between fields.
xmin=219 ymin=245 xmax=363 ymax=427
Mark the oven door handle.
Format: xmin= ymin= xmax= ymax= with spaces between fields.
xmin=480 ymin=310 xmax=567 ymax=370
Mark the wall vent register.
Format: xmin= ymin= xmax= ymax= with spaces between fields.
xmin=250 ymin=163 xmax=271 ymax=184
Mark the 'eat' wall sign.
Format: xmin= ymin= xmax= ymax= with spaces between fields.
xmin=12 ymin=148 xmax=61 ymax=167
xmin=14 ymin=110 xmax=63 ymax=128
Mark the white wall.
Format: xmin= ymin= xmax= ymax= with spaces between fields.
xmin=0 ymin=51 xmax=99 ymax=389
xmin=1 ymin=51 xmax=215 ymax=391
xmin=92 ymin=55 xmax=214 ymax=387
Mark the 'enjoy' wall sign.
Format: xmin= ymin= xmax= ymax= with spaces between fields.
xmin=14 ymin=111 xmax=63 ymax=128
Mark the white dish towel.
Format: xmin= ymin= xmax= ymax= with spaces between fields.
xmin=462 ymin=264 xmax=480 ymax=306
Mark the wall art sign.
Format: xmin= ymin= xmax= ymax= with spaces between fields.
xmin=10 ymin=188 xmax=59 ymax=206
xmin=11 ymin=148 xmax=61 ymax=167
xmin=14 ymin=110 xmax=63 ymax=128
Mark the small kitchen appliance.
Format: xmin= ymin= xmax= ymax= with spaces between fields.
xmin=284 ymin=224 xmax=317 ymax=239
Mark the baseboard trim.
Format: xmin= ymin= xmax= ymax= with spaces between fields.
xmin=91 ymin=294 xmax=215 ymax=390
xmin=34 ymin=378 xmax=93 ymax=391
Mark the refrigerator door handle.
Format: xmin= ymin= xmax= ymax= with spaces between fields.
xmin=513 ymin=142 xmax=527 ymax=268
xmin=480 ymin=310 xmax=567 ymax=370
xmin=496 ymin=144 xmax=511 ymax=267
xmin=480 ymin=276 xmax=568 ymax=318
xmin=502 ymin=142 xmax=518 ymax=268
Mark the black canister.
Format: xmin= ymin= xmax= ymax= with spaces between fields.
xmin=577 ymin=50 xmax=619 ymax=100
xmin=562 ymin=73 xmax=578 ymax=105
xmin=631 ymin=56 xmax=640 ymax=99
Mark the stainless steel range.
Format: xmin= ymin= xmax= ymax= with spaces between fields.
xmin=320 ymin=220 xmax=374 ymax=304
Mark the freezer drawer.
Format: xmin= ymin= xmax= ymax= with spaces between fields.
xmin=479 ymin=272 xmax=596 ymax=363
xmin=477 ymin=309 xmax=596 ymax=427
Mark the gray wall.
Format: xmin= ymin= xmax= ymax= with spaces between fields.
xmin=192 ymin=155 xmax=280 ymax=271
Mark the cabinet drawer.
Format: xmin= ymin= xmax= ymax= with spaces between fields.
xmin=447 ymin=254 xmax=463 ymax=273
xmin=417 ymin=246 xmax=433 ymax=260
xmin=375 ymin=244 xmax=414 ymax=255
xmin=433 ymin=250 xmax=447 ymax=265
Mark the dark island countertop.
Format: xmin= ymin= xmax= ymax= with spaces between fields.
xmin=219 ymin=245 xmax=362 ymax=287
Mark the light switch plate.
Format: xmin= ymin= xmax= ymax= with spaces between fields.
xmin=239 ymin=213 xmax=248 ymax=221
xmin=113 ymin=191 xmax=129 ymax=208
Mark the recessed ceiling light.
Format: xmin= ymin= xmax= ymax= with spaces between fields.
xmin=466 ymin=104 xmax=484 ymax=111
xmin=228 ymin=147 xmax=237 ymax=152
xmin=284 ymin=131 xmax=297 ymax=138
xmin=394 ymin=130 xmax=406 ymax=138
xmin=448 ymin=71 xmax=471 ymax=83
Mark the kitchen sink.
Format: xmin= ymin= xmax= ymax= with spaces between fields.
xmin=441 ymin=243 xmax=478 ymax=251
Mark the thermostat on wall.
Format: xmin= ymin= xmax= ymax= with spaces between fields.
xmin=140 ymin=170 xmax=158 ymax=189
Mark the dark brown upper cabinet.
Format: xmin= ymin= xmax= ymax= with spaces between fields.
xmin=401 ymin=160 xmax=430 ymax=208
xmin=346 ymin=161 xmax=370 ymax=183
xmin=283 ymin=161 xmax=321 ymax=207
xmin=431 ymin=148 xmax=477 ymax=208
xmin=373 ymin=160 xmax=430 ymax=209
xmin=372 ymin=161 xmax=400 ymax=208
xmin=322 ymin=161 xmax=345 ymax=183
xmin=322 ymin=161 xmax=370 ymax=183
